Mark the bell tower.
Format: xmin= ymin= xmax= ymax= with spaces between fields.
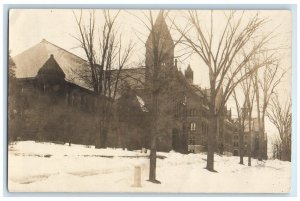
xmin=145 ymin=11 xmax=175 ymax=83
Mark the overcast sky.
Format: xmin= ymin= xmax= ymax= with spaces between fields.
xmin=9 ymin=9 xmax=292 ymax=145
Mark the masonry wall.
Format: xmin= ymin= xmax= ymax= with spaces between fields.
xmin=11 ymin=79 xmax=98 ymax=145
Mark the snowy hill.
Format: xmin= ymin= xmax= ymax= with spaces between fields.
xmin=8 ymin=141 xmax=291 ymax=193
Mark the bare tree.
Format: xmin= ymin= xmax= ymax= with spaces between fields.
xmin=129 ymin=10 xmax=184 ymax=183
xmin=244 ymin=77 xmax=255 ymax=166
xmin=144 ymin=11 xmax=172 ymax=184
xmin=8 ymin=52 xmax=17 ymax=142
xmin=270 ymin=134 xmax=283 ymax=160
xmin=267 ymin=95 xmax=291 ymax=161
xmin=232 ymin=89 xmax=246 ymax=165
xmin=252 ymin=55 xmax=287 ymax=161
xmin=175 ymin=10 xmax=274 ymax=171
xmin=232 ymin=66 xmax=255 ymax=166
xmin=72 ymin=10 xmax=134 ymax=148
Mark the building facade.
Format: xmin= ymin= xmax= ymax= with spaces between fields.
xmin=9 ymin=12 xmax=267 ymax=157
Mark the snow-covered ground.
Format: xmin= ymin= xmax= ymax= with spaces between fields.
xmin=8 ymin=141 xmax=291 ymax=193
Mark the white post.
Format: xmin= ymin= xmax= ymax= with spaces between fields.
xmin=132 ymin=166 xmax=142 ymax=187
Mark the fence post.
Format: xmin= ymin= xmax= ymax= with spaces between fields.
xmin=132 ymin=166 xmax=142 ymax=187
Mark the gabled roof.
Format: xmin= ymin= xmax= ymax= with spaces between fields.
xmin=13 ymin=39 xmax=90 ymax=89
xmin=37 ymin=54 xmax=65 ymax=78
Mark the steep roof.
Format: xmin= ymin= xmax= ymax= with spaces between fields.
xmin=13 ymin=39 xmax=89 ymax=88
xmin=185 ymin=64 xmax=193 ymax=73
xmin=37 ymin=54 xmax=65 ymax=78
xmin=145 ymin=11 xmax=174 ymax=48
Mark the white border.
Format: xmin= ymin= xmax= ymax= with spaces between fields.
xmin=0 ymin=1 xmax=299 ymax=200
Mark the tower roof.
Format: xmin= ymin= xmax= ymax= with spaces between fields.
xmin=37 ymin=54 xmax=65 ymax=78
xmin=185 ymin=64 xmax=193 ymax=73
xmin=154 ymin=11 xmax=167 ymax=29
xmin=146 ymin=11 xmax=174 ymax=48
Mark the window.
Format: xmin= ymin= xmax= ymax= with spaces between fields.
xmin=234 ymin=142 xmax=239 ymax=147
xmin=190 ymin=122 xmax=196 ymax=131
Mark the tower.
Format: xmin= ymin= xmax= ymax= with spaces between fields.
xmin=184 ymin=64 xmax=193 ymax=84
xmin=145 ymin=11 xmax=175 ymax=83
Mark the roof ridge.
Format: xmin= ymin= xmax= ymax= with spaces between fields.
xmin=41 ymin=39 xmax=88 ymax=63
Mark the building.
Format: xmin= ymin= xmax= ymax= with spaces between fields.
xmin=11 ymin=52 xmax=99 ymax=144
xmin=10 ymin=12 xmax=244 ymax=155
xmin=232 ymin=115 xmax=268 ymax=159
xmin=121 ymin=11 xmax=237 ymax=154
xmin=11 ymin=39 xmax=149 ymax=149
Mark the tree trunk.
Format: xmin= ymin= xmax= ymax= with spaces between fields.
xmin=281 ymin=138 xmax=291 ymax=162
xmin=239 ymin=123 xmax=244 ymax=165
xmin=148 ymin=136 xmax=160 ymax=183
xmin=248 ymin=115 xmax=252 ymax=166
xmin=258 ymin=115 xmax=265 ymax=161
xmin=148 ymin=91 xmax=161 ymax=183
xmin=206 ymin=111 xmax=217 ymax=172
xmin=258 ymin=128 xmax=263 ymax=161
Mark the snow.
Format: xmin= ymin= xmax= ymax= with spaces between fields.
xmin=8 ymin=141 xmax=291 ymax=193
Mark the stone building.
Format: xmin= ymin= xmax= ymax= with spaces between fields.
xmin=121 ymin=12 xmax=237 ymax=154
xmin=232 ymin=115 xmax=268 ymax=159
xmin=10 ymin=12 xmax=241 ymax=155
xmin=11 ymin=39 xmax=149 ymax=149
xmin=11 ymin=53 xmax=99 ymax=144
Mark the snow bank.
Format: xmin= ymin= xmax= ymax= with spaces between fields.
xmin=9 ymin=141 xmax=148 ymax=157
xmin=8 ymin=141 xmax=291 ymax=193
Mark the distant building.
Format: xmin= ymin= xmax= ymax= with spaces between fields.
xmin=232 ymin=112 xmax=268 ymax=159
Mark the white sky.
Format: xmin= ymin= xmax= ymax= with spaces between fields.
xmin=9 ymin=9 xmax=292 ymax=145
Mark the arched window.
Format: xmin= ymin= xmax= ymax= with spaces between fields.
xmin=190 ymin=122 xmax=196 ymax=131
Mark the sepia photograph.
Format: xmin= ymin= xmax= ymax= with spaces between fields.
xmin=7 ymin=8 xmax=292 ymax=193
